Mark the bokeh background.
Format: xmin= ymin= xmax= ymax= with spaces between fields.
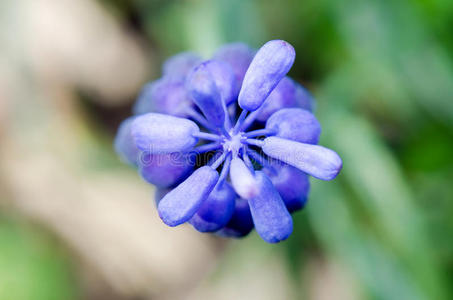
xmin=1 ymin=0 xmax=453 ymax=299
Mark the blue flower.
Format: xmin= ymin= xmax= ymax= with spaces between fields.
xmin=115 ymin=40 xmax=342 ymax=243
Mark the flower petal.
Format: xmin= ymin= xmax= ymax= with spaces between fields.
xmin=248 ymin=171 xmax=293 ymax=243
xmin=114 ymin=117 xmax=140 ymax=166
xmin=133 ymin=79 xmax=192 ymax=117
xmin=187 ymin=62 xmax=225 ymax=127
xmin=158 ymin=166 xmax=219 ymax=226
xmin=189 ymin=182 xmax=236 ymax=232
xmin=264 ymin=163 xmax=310 ymax=213
xmin=204 ymin=60 xmax=237 ymax=105
xmin=238 ymin=40 xmax=295 ymax=111
xmin=262 ymin=136 xmax=342 ymax=181
xmin=256 ymin=77 xmax=297 ymax=122
xmin=216 ymin=198 xmax=254 ymax=238
xmin=213 ymin=42 xmax=255 ymax=95
xmin=139 ymin=152 xmax=193 ymax=188
xmin=266 ymin=108 xmax=321 ymax=144
xmin=162 ymin=52 xmax=202 ymax=80
xmin=295 ymin=82 xmax=315 ymax=112
xmin=131 ymin=113 xmax=199 ymax=153
xmin=229 ymin=157 xmax=259 ymax=199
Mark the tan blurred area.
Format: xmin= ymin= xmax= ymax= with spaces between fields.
xmin=0 ymin=1 xmax=361 ymax=300
xmin=0 ymin=0 xmax=222 ymax=299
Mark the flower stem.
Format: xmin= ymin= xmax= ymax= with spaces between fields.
xmin=193 ymin=132 xmax=223 ymax=142
xmin=245 ymin=138 xmax=265 ymax=147
xmin=244 ymin=128 xmax=276 ymax=138
xmin=233 ymin=110 xmax=248 ymax=134
xmin=210 ymin=151 xmax=227 ymax=169
xmin=218 ymin=153 xmax=232 ymax=184
xmin=194 ymin=142 xmax=222 ymax=153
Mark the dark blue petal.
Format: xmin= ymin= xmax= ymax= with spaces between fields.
xmin=256 ymin=77 xmax=297 ymax=122
xmin=114 ymin=117 xmax=140 ymax=166
xmin=238 ymin=40 xmax=295 ymax=111
xmin=189 ymin=182 xmax=236 ymax=232
xmin=158 ymin=166 xmax=219 ymax=226
xmin=162 ymin=52 xmax=202 ymax=80
xmin=213 ymin=42 xmax=255 ymax=96
xmin=216 ymin=198 xmax=254 ymax=238
xmin=139 ymin=153 xmax=193 ymax=188
xmin=187 ymin=62 xmax=225 ymax=127
xmin=229 ymin=157 xmax=259 ymax=199
xmin=204 ymin=60 xmax=237 ymax=105
xmin=262 ymin=136 xmax=342 ymax=181
xmin=266 ymin=108 xmax=321 ymax=144
xmin=133 ymin=79 xmax=192 ymax=117
xmin=295 ymin=82 xmax=315 ymax=112
xmin=264 ymin=163 xmax=310 ymax=213
xmin=131 ymin=113 xmax=199 ymax=153
xmin=248 ymin=171 xmax=293 ymax=243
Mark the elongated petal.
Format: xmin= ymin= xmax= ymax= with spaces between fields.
xmin=216 ymin=198 xmax=254 ymax=238
xmin=262 ymin=136 xmax=342 ymax=180
xmin=187 ymin=62 xmax=225 ymax=127
xmin=158 ymin=166 xmax=219 ymax=226
xmin=249 ymin=171 xmax=293 ymax=243
xmin=162 ymin=52 xmax=202 ymax=80
xmin=133 ymin=79 xmax=192 ymax=117
xmin=266 ymin=108 xmax=321 ymax=144
xmin=213 ymin=43 xmax=255 ymax=95
xmin=256 ymin=77 xmax=297 ymax=122
xmin=190 ymin=182 xmax=236 ymax=232
xmin=139 ymin=153 xmax=193 ymax=188
xmin=264 ymin=164 xmax=310 ymax=213
xmin=295 ymin=82 xmax=314 ymax=112
xmin=131 ymin=113 xmax=199 ymax=153
xmin=114 ymin=117 xmax=140 ymax=166
xmin=238 ymin=40 xmax=295 ymax=111
xmin=230 ymin=157 xmax=259 ymax=199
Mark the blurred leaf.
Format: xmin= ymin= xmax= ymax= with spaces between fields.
xmin=0 ymin=216 xmax=79 ymax=300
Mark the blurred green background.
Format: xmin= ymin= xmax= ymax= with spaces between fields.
xmin=1 ymin=0 xmax=453 ymax=299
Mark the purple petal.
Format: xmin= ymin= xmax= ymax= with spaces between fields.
xmin=264 ymin=163 xmax=310 ymax=213
xmin=262 ymin=136 xmax=342 ymax=181
xmin=131 ymin=113 xmax=199 ymax=153
xmin=187 ymin=62 xmax=225 ymax=127
xmin=162 ymin=52 xmax=202 ymax=80
xmin=158 ymin=166 xmax=219 ymax=226
xmin=248 ymin=171 xmax=293 ymax=243
xmin=133 ymin=79 xmax=192 ymax=117
xmin=256 ymin=77 xmax=297 ymax=122
xmin=132 ymin=81 xmax=156 ymax=115
xmin=154 ymin=188 xmax=171 ymax=207
xmin=114 ymin=117 xmax=140 ymax=166
xmin=189 ymin=182 xmax=236 ymax=232
xmin=139 ymin=152 xmax=193 ymax=188
xmin=204 ymin=60 xmax=237 ymax=105
xmin=216 ymin=198 xmax=254 ymax=238
xmin=295 ymin=82 xmax=315 ymax=112
xmin=229 ymin=157 xmax=259 ymax=199
xmin=266 ymin=108 xmax=321 ymax=144
xmin=213 ymin=42 xmax=255 ymax=95
xmin=238 ymin=40 xmax=295 ymax=111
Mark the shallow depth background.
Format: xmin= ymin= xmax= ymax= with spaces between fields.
xmin=1 ymin=0 xmax=453 ymax=299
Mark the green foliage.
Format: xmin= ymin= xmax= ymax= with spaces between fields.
xmin=0 ymin=216 xmax=79 ymax=300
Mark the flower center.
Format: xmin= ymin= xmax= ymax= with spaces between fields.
xmin=222 ymin=131 xmax=246 ymax=156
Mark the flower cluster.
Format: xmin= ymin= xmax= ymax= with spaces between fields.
xmin=115 ymin=40 xmax=342 ymax=243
